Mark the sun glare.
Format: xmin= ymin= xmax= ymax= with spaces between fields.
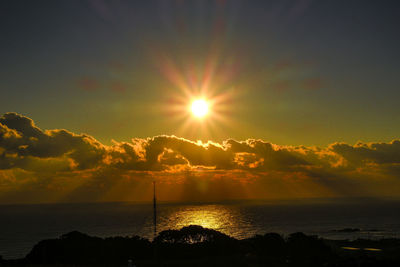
xmin=191 ymin=99 xmax=209 ymax=118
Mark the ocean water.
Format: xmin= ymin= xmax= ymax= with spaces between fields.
xmin=1 ymin=199 xmax=400 ymax=259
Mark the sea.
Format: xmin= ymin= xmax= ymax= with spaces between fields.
xmin=1 ymin=199 xmax=400 ymax=259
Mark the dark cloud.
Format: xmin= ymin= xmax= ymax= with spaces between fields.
xmin=0 ymin=113 xmax=106 ymax=170
xmin=2 ymin=113 xmax=400 ymax=175
xmin=331 ymin=141 xmax=400 ymax=165
xmin=226 ymin=139 xmax=310 ymax=170
xmin=143 ymin=136 xmax=233 ymax=169
xmin=1 ymin=112 xmax=400 ymax=202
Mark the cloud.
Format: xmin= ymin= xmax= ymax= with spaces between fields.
xmin=1 ymin=112 xmax=400 ymax=203
xmin=0 ymin=113 xmax=106 ymax=170
xmin=77 ymin=77 xmax=100 ymax=91
xmin=302 ymin=77 xmax=324 ymax=90
xmin=331 ymin=141 xmax=400 ymax=165
xmin=110 ymin=81 xmax=127 ymax=93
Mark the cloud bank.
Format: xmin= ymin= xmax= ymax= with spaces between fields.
xmin=0 ymin=112 xmax=399 ymax=203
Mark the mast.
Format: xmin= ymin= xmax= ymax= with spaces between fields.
xmin=153 ymin=181 xmax=157 ymax=239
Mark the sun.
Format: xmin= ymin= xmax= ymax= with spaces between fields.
xmin=191 ymin=99 xmax=209 ymax=118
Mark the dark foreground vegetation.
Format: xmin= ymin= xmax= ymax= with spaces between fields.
xmin=1 ymin=225 xmax=400 ymax=267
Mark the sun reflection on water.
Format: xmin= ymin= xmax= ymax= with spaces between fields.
xmin=156 ymin=204 xmax=254 ymax=238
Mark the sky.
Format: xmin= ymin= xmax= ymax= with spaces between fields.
xmin=1 ymin=0 xmax=400 ymax=203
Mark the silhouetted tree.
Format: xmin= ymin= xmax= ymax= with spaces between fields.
xmin=25 ymin=231 xmax=151 ymax=265
xmin=245 ymin=233 xmax=286 ymax=264
xmin=9 ymin=227 xmax=399 ymax=266
xmin=287 ymin=232 xmax=333 ymax=266
xmin=154 ymin=225 xmax=233 ymax=244
xmin=154 ymin=225 xmax=239 ymax=260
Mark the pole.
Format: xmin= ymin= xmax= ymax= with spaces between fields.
xmin=153 ymin=181 xmax=157 ymax=239
xmin=152 ymin=181 xmax=158 ymax=263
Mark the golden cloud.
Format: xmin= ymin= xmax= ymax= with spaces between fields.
xmin=1 ymin=112 xmax=400 ymax=203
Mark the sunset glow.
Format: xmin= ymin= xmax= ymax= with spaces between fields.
xmin=2 ymin=2 xmax=400 ymax=265
xmin=1 ymin=1 xmax=400 ymax=205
